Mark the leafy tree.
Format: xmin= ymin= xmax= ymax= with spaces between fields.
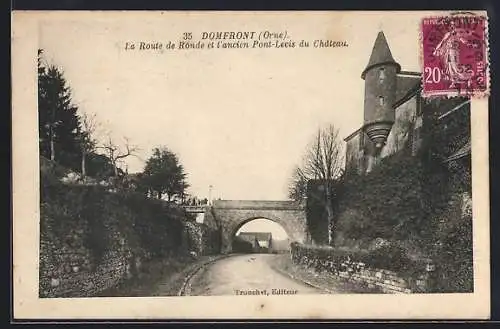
xmin=38 ymin=49 xmax=82 ymax=171
xmin=142 ymin=147 xmax=189 ymax=201
xmin=85 ymin=153 xmax=116 ymax=180
xmin=127 ymin=172 xmax=149 ymax=195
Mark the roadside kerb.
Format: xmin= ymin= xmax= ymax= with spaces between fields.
xmin=177 ymin=254 xmax=234 ymax=296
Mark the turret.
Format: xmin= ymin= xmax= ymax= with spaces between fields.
xmin=362 ymin=31 xmax=401 ymax=149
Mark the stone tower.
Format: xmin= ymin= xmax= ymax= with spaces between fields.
xmin=361 ymin=31 xmax=401 ymax=150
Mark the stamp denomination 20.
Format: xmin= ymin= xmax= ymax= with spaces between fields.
xmin=421 ymin=15 xmax=489 ymax=97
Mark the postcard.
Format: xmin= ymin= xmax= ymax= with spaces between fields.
xmin=12 ymin=10 xmax=490 ymax=319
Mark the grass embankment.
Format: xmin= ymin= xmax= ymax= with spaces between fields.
xmin=40 ymin=156 xmax=195 ymax=297
xmin=99 ymin=254 xmax=229 ymax=297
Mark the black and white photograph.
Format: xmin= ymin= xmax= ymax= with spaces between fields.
xmin=12 ymin=10 xmax=490 ymax=319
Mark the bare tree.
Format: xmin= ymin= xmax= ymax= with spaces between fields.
xmin=99 ymin=135 xmax=139 ymax=177
xmin=288 ymin=166 xmax=308 ymax=202
xmin=79 ymin=112 xmax=100 ymax=178
xmin=289 ymin=124 xmax=344 ymax=245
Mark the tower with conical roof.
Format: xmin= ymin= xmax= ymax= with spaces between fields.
xmin=362 ymin=31 xmax=401 ymax=150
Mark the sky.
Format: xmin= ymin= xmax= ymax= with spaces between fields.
xmin=39 ymin=11 xmax=425 ymax=201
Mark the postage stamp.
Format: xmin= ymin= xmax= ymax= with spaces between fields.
xmin=421 ymin=14 xmax=489 ymax=98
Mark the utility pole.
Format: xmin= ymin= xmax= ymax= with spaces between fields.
xmin=208 ymin=185 xmax=213 ymax=205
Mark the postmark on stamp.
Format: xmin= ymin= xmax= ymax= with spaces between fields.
xmin=421 ymin=14 xmax=489 ymax=98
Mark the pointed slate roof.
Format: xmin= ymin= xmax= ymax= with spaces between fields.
xmin=361 ymin=31 xmax=401 ymax=79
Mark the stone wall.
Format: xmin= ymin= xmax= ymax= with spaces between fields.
xmin=380 ymin=95 xmax=419 ymax=158
xmin=182 ymin=207 xmax=222 ymax=256
xmin=334 ymin=266 xmax=430 ymax=294
xmin=39 ymin=171 xmax=192 ymax=298
xmin=290 ymin=243 xmax=434 ymax=294
xmin=333 ymin=152 xmax=473 ymax=292
xmin=200 ymin=206 xmax=222 ymax=255
xmin=344 ymin=93 xmax=421 ymax=176
xmin=210 ymin=201 xmax=307 ymax=253
xmin=344 ymin=130 xmax=363 ymax=175
xmin=183 ymin=221 xmax=220 ymax=256
xmin=40 ymin=247 xmax=135 ymax=298
xmin=39 ymin=203 xmax=149 ymax=298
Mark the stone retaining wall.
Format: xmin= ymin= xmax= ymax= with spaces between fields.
xmin=335 ymin=268 xmax=421 ymax=294
xmin=39 ymin=202 xmax=149 ymax=298
xmin=290 ymin=243 xmax=434 ymax=294
xmin=39 ymin=174 xmax=205 ymax=298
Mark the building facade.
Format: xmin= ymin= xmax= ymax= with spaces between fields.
xmin=236 ymin=232 xmax=273 ymax=253
xmin=344 ymin=31 xmax=471 ymax=176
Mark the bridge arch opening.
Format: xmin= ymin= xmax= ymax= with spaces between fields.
xmin=232 ymin=217 xmax=291 ymax=254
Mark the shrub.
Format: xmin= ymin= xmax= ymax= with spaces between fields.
xmin=336 ymin=153 xmax=427 ymax=244
xmin=360 ymin=244 xmax=411 ymax=273
xmin=333 ymin=149 xmax=473 ymax=291
xmin=40 ymin=168 xmax=191 ymax=266
xmin=432 ymin=213 xmax=473 ymax=292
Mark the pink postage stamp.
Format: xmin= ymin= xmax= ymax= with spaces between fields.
xmin=421 ymin=14 xmax=489 ymax=98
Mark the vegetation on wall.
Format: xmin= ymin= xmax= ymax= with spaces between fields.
xmin=40 ymin=156 xmax=224 ymax=297
xmin=40 ymin=162 xmax=188 ymax=263
xmin=336 ymin=152 xmax=427 ymax=247
xmin=333 ymin=96 xmax=473 ymax=292
xmin=290 ymin=242 xmax=428 ymax=281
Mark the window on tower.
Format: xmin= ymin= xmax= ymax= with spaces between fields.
xmin=379 ymin=96 xmax=385 ymax=106
xmin=379 ymin=67 xmax=385 ymax=83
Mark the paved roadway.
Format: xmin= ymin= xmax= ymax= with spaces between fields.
xmin=187 ymin=253 xmax=323 ymax=296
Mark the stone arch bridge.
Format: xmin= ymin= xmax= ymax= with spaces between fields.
xmin=186 ymin=200 xmax=307 ymax=254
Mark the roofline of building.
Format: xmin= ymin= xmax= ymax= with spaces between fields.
xmin=343 ymin=127 xmax=363 ymax=142
xmin=237 ymin=232 xmax=273 ymax=240
xmin=398 ymin=71 xmax=421 ymax=77
xmin=361 ymin=61 xmax=401 ymax=79
xmin=393 ymin=85 xmax=422 ymax=108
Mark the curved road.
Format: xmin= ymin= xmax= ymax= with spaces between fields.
xmin=186 ymin=254 xmax=324 ymax=296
